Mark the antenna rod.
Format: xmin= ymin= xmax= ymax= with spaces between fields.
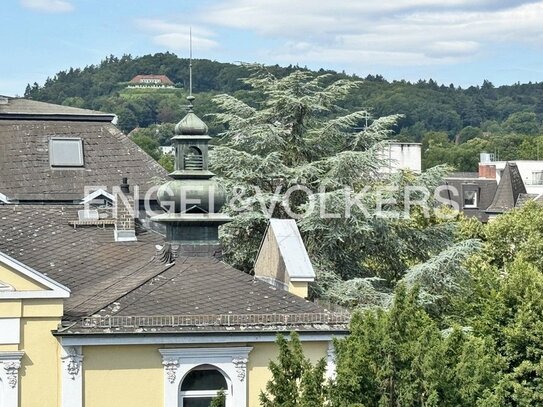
xmin=189 ymin=27 xmax=193 ymax=98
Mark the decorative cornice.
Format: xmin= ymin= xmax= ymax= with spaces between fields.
xmin=162 ymin=359 xmax=179 ymax=384
xmin=62 ymin=347 xmax=83 ymax=380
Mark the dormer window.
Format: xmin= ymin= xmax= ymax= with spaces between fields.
xmin=50 ymin=138 xmax=84 ymax=167
xmin=463 ymin=188 xmax=478 ymax=208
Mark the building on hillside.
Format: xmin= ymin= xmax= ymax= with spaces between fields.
xmin=0 ymin=95 xmax=348 ymax=407
xmin=379 ymin=142 xmax=422 ymax=174
xmin=443 ymin=160 xmax=528 ymax=222
xmin=128 ymin=74 xmax=175 ymax=88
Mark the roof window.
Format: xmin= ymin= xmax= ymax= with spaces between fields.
xmin=50 ymin=138 xmax=84 ymax=167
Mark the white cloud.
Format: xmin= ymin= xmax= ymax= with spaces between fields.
xmin=20 ymin=0 xmax=74 ymax=13
xmin=198 ymin=0 xmax=543 ymax=66
xmin=135 ymin=19 xmax=218 ymax=51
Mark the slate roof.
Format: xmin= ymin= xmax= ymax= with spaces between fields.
xmin=486 ymin=162 xmax=527 ymax=214
xmin=0 ymin=205 xmax=344 ymax=333
xmin=0 ymin=205 xmax=168 ymax=316
xmin=442 ymin=177 xmax=497 ymax=222
xmin=0 ymin=119 xmax=168 ymax=201
xmin=0 ymin=96 xmax=113 ymax=120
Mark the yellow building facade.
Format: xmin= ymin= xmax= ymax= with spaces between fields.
xmin=0 ymin=252 xmax=342 ymax=407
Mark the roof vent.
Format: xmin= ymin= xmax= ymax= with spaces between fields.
xmin=0 ymin=96 xmax=8 ymax=105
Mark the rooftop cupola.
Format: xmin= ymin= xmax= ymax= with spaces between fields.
xmin=152 ymin=41 xmax=230 ymax=257
xmin=169 ymin=96 xmax=214 ymax=181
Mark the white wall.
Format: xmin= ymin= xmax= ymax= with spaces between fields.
xmin=380 ymin=143 xmax=422 ymax=174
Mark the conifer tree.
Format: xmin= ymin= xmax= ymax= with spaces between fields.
xmin=210 ymin=389 xmax=226 ymax=407
xmin=260 ymin=332 xmax=327 ymax=407
xmin=210 ymin=66 xmax=455 ymax=306
xmin=330 ymin=285 xmax=502 ymax=407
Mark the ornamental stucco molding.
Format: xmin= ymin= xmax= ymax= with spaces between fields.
xmin=62 ymin=347 xmax=84 ymax=380
xmin=4 ymin=360 xmax=21 ymax=388
xmin=0 ymin=351 xmax=24 ymax=389
xmin=232 ymin=357 xmax=248 ymax=382
xmin=162 ymin=359 xmax=179 ymax=384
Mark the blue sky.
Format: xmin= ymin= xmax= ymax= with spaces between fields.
xmin=3 ymin=0 xmax=543 ymax=96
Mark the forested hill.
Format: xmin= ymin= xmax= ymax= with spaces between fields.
xmin=24 ymin=52 xmax=543 ymax=171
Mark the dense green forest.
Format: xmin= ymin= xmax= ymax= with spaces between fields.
xmin=24 ymin=52 xmax=543 ymax=172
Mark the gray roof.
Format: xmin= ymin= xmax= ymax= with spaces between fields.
xmin=0 ymin=96 xmax=114 ymax=121
xmin=0 ymin=205 xmax=344 ymax=333
xmin=0 ymin=119 xmax=168 ymax=201
xmin=0 ymin=205 xmax=167 ymax=316
xmin=442 ymin=177 xmax=497 ymax=222
xmin=486 ymin=162 xmax=527 ymax=214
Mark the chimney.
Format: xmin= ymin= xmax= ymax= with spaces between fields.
xmin=114 ymin=178 xmax=137 ymax=242
xmin=479 ymin=152 xmax=496 ymax=179
xmin=479 ymin=164 xmax=496 ymax=179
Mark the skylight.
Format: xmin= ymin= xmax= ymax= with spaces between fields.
xmin=50 ymin=138 xmax=84 ymax=167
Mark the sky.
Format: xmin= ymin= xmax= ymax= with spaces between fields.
xmin=2 ymin=0 xmax=543 ymax=96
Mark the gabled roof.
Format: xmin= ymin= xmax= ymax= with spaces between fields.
xmin=486 ymin=162 xmax=527 ymax=214
xmin=0 ymin=250 xmax=70 ymax=299
xmin=0 ymin=96 xmax=114 ymax=121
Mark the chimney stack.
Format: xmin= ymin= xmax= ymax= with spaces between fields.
xmin=114 ymin=178 xmax=137 ymax=242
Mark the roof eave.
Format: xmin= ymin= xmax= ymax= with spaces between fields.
xmin=0 ymin=113 xmax=115 ymax=122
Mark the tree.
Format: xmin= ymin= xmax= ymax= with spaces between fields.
xmin=503 ymin=112 xmax=540 ymax=136
xmin=457 ymin=126 xmax=483 ymax=144
xmin=452 ymin=202 xmax=543 ymax=405
xmin=130 ymin=131 xmax=160 ymax=160
xmin=116 ymin=107 xmax=138 ymax=133
xmin=158 ymin=153 xmax=174 ymax=172
xmin=210 ymin=389 xmax=226 ymax=407
xmin=210 ymin=67 xmax=455 ymax=306
xmin=330 ymin=285 xmax=502 ymax=407
xmin=260 ymin=332 xmax=327 ymax=407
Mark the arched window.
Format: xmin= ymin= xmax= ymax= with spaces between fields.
xmin=179 ymin=366 xmax=228 ymax=407
xmin=184 ymin=146 xmax=203 ymax=170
